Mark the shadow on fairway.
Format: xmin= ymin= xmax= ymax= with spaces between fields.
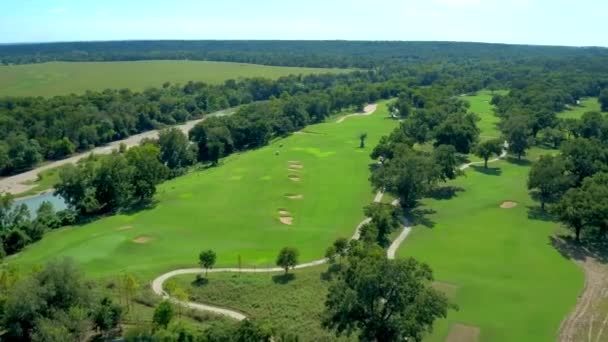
xmin=427 ymin=185 xmax=465 ymax=200
xmin=550 ymin=235 xmax=608 ymax=264
xmin=506 ymin=157 xmax=532 ymax=166
xmin=407 ymin=206 xmax=437 ymax=228
xmin=272 ymin=273 xmax=296 ymax=284
xmin=527 ymin=205 xmax=557 ymax=222
xmin=471 ymin=165 xmax=502 ymax=176
xmin=191 ymin=276 xmax=209 ymax=287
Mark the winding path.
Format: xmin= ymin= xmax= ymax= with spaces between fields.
xmin=0 ymin=108 xmax=235 ymax=195
xmin=151 ymin=144 xmax=509 ymax=320
xmin=335 ymin=104 xmax=378 ymax=123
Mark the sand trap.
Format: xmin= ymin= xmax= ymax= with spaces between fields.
xmin=288 ymin=168 xmax=301 ymax=173
xmin=278 ymin=210 xmax=293 ymax=225
xmin=288 ymin=175 xmax=300 ymax=181
xmin=500 ymin=201 xmax=518 ymax=209
xmin=117 ymin=225 xmax=133 ymax=231
xmin=285 ymin=194 xmax=303 ymax=199
xmin=446 ymin=323 xmax=480 ymax=342
xmin=133 ymin=235 xmax=153 ymax=244
xmin=288 ymin=164 xmax=303 ymax=169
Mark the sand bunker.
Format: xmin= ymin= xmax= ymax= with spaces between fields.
xmin=288 ymin=175 xmax=300 ymax=181
xmin=446 ymin=323 xmax=480 ymax=342
xmin=278 ymin=210 xmax=293 ymax=225
xmin=285 ymin=194 xmax=303 ymax=199
xmin=288 ymin=160 xmax=302 ymax=164
xmin=500 ymin=201 xmax=518 ymax=209
xmin=288 ymin=164 xmax=303 ymax=169
xmin=133 ymin=235 xmax=153 ymax=244
xmin=117 ymin=225 xmax=133 ymax=231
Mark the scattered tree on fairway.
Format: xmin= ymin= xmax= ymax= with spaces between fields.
xmin=433 ymin=112 xmax=480 ymax=154
xmin=363 ymin=203 xmax=401 ymax=247
xmin=199 ymin=249 xmax=217 ymax=277
xmin=322 ymin=255 xmax=450 ymax=341
xmin=276 ymin=247 xmax=299 ymax=274
xmin=359 ymin=133 xmax=368 ymax=148
xmin=474 ymin=139 xmax=503 ymax=168
xmin=432 ymin=144 xmax=460 ymax=181
xmin=502 ymin=117 xmax=532 ymax=160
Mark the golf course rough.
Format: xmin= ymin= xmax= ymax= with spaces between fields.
xmin=10 ymin=102 xmax=396 ymax=280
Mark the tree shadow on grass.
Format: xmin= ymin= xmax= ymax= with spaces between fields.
xmin=320 ymin=263 xmax=343 ymax=282
xmin=191 ymin=275 xmax=209 ymax=287
xmin=505 ymin=156 xmax=532 ymax=166
xmin=272 ymin=273 xmax=295 ymax=284
xmin=527 ymin=205 xmax=557 ymax=222
xmin=471 ymin=165 xmax=502 ymax=176
xmin=427 ymin=186 xmax=465 ymax=200
xmin=549 ymin=234 xmax=608 ymax=264
xmin=406 ymin=206 xmax=437 ymax=228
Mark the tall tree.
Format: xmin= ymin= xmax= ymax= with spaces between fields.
xmin=323 ymin=255 xmax=450 ymax=341
xmin=433 ymin=113 xmax=480 ymax=154
xmin=126 ymin=144 xmax=169 ymax=202
xmin=473 ymin=139 xmax=503 ymax=168
xmin=199 ymin=249 xmax=217 ymax=277
xmin=276 ymin=247 xmax=299 ymax=274
xmin=502 ymin=117 xmax=532 ymax=160
xmin=527 ymin=155 xmax=573 ymax=210
xmin=158 ymin=128 xmax=196 ymax=170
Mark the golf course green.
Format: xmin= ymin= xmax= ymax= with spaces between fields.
xmin=10 ymin=102 xmax=396 ymax=279
xmin=465 ymin=90 xmax=508 ymax=140
xmin=0 ymin=60 xmax=350 ymax=97
xmin=557 ymin=97 xmax=601 ymax=119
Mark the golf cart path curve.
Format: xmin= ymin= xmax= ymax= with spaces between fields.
xmin=0 ymin=108 xmax=235 ymax=195
xmin=151 ymin=146 xmax=508 ymax=320
xmin=336 ymin=104 xmax=378 ymax=123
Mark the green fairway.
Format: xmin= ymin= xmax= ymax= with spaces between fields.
xmin=396 ymin=151 xmax=583 ymax=341
xmin=557 ymin=97 xmax=601 ymax=119
xmin=0 ymin=61 xmax=350 ymax=97
xmin=10 ymin=102 xmax=396 ymax=279
xmin=464 ymin=90 xmax=507 ymax=139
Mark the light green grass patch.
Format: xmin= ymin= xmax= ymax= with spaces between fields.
xmin=558 ymin=98 xmax=601 ymax=119
xmin=11 ymin=102 xmax=397 ymax=280
xmin=396 ymin=154 xmax=583 ymax=341
xmin=0 ymin=61 xmax=351 ymax=97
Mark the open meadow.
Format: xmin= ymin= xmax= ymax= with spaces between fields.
xmin=0 ymin=60 xmax=350 ymax=97
xmin=10 ymin=102 xmax=396 ymax=279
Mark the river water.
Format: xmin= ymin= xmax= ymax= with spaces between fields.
xmin=13 ymin=192 xmax=68 ymax=216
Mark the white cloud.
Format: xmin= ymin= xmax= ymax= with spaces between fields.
xmin=50 ymin=7 xmax=69 ymax=14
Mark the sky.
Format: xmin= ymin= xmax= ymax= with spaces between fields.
xmin=0 ymin=0 xmax=606 ymax=46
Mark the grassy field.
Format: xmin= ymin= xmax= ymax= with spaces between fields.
xmin=171 ymin=266 xmax=350 ymax=341
xmin=10 ymin=102 xmax=397 ymax=279
xmin=464 ymin=90 xmax=508 ymax=140
xmin=0 ymin=61 xmax=350 ymax=97
xmin=558 ymin=97 xmax=601 ymax=119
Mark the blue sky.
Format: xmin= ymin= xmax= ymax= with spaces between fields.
xmin=0 ymin=0 xmax=606 ymax=46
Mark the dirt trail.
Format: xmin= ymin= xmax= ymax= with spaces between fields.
xmin=0 ymin=108 xmax=234 ymax=195
xmin=559 ymin=256 xmax=608 ymax=342
xmin=336 ymin=104 xmax=378 ymax=123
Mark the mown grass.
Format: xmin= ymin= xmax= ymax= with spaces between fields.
xmin=172 ymin=266 xmax=351 ymax=341
xmin=557 ymin=97 xmax=601 ymax=119
xmin=396 ymin=150 xmax=583 ymax=341
xmin=464 ymin=90 xmax=508 ymax=140
xmin=10 ymin=102 xmax=397 ymax=279
xmin=0 ymin=61 xmax=351 ymax=97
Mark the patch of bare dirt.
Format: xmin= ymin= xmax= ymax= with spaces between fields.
xmin=500 ymin=201 xmax=518 ymax=209
xmin=117 ymin=225 xmax=133 ymax=231
xmin=278 ymin=210 xmax=290 ymax=216
xmin=132 ymin=235 xmax=153 ymax=244
xmin=288 ymin=163 xmax=303 ymax=169
xmin=288 ymin=175 xmax=300 ymax=182
xmin=278 ymin=210 xmax=293 ymax=225
xmin=285 ymin=194 xmax=303 ymax=200
xmin=446 ymin=323 xmax=480 ymax=342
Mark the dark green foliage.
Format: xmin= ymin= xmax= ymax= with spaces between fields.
xmin=363 ymin=203 xmax=401 ymax=247
xmin=502 ymin=116 xmax=532 ymax=160
xmin=152 ymin=300 xmax=174 ymax=329
xmin=159 ymin=128 xmax=196 ymax=170
xmin=93 ymin=297 xmax=123 ymax=336
xmin=528 ymin=155 xmax=573 ymax=209
xmin=322 ymin=255 xmax=450 ymax=341
xmin=599 ymin=89 xmax=608 ymax=112
xmin=432 ymin=144 xmax=460 ymax=181
xmin=433 ymin=113 xmax=480 ymax=154
xmin=199 ymin=249 xmax=217 ymax=276
xmin=126 ymin=144 xmax=169 ymax=201
xmin=473 ymin=139 xmax=503 ymax=168
xmin=560 ymin=138 xmax=607 ymax=185
xmin=276 ymin=247 xmax=299 ymax=274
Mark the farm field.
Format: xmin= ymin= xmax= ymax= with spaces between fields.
xmin=557 ymin=97 xmax=601 ymax=119
xmin=0 ymin=60 xmax=350 ymax=97
xmin=10 ymin=102 xmax=396 ymax=279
